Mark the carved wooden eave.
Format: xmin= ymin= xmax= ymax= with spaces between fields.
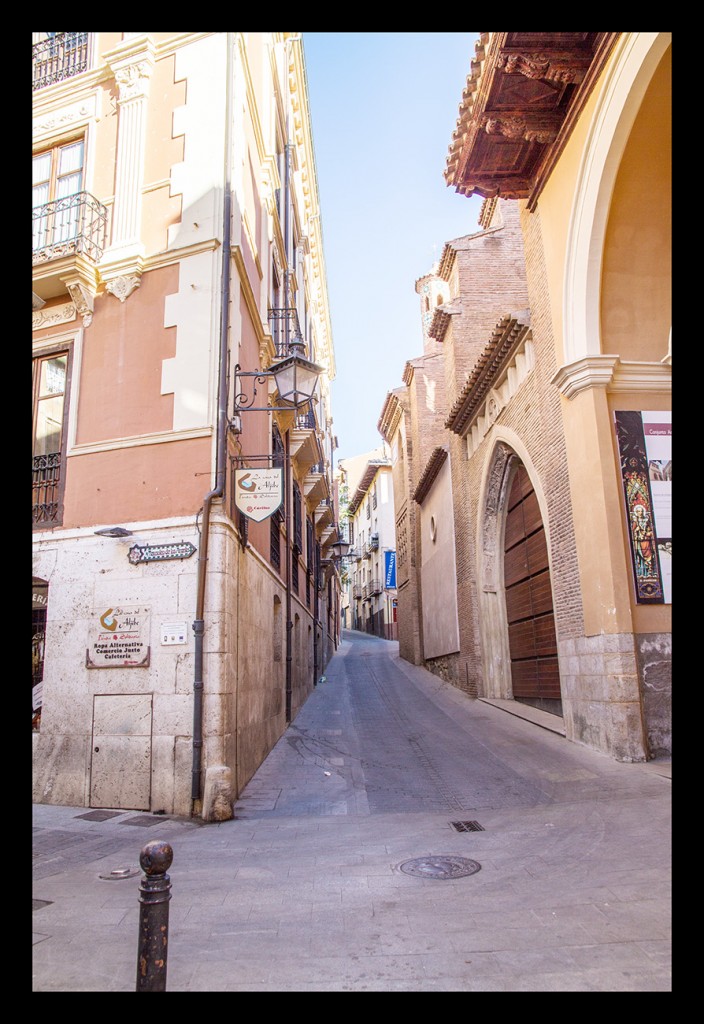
xmin=446 ymin=312 xmax=531 ymax=436
xmin=412 ymin=447 xmax=448 ymax=505
xmin=445 ymin=32 xmax=620 ymax=210
xmin=377 ymin=390 xmax=404 ymax=442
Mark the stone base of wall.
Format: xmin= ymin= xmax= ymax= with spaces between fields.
xmin=559 ymin=632 xmax=651 ymax=762
xmin=636 ymin=631 xmax=672 ymax=758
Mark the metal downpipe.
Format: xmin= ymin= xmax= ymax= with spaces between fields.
xmin=191 ymin=32 xmax=234 ymax=811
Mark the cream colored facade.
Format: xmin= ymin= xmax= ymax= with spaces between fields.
xmin=32 ymin=32 xmax=340 ymax=818
xmin=339 ymin=453 xmax=397 ymax=639
xmin=380 ymin=32 xmax=671 ymax=763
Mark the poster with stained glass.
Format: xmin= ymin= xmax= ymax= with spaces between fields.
xmin=614 ymin=411 xmax=671 ymax=604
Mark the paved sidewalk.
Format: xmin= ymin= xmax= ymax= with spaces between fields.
xmin=32 ymin=633 xmax=671 ymax=992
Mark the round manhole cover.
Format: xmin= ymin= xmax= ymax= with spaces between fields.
xmin=399 ymin=856 xmax=481 ymax=879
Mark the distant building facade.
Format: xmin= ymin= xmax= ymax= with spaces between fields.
xmin=339 ymin=450 xmax=397 ymax=639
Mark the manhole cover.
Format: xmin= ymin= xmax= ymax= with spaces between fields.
xmin=399 ymin=856 xmax=481 ymax=879
xmin=99 ymin=866 xmax=140 ymax=880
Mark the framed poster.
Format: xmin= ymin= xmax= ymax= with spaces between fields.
xmin=614 ymin=411 xmax=671 ymax=604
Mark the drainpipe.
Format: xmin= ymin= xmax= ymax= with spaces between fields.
xmin=283 ymin=41 xmax=297 ymax=723
xmin=191 ymin=32 xmax=234 ymax=813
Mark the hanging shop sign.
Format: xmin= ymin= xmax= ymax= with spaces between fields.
xmin=87 ymin=605 xmax=151 ymax=668
xmin=384 ymin=550 xmax=397 ymax=589
xmin=235 ymin=467 xmax=283 ymax=522
xmin=128 ymin=541 xmax=196 ymax=564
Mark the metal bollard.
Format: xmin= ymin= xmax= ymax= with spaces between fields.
xmin=135 ymin=839 xmax=173 ymax=992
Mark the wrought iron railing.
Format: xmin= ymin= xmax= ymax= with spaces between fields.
xmin=352 ymin=584 xmax=362 ymax=599
xmin=296 ymin=407 xmax=316 ymax=431
xmin=33 ymin=33 xmax=89 ymax=90
xmin=268 ymin=307 xmax=303 ymax=359
xmin=33 ymin=192 xmax=108 ymax=265
xmin=33 ymin=453 xmax=62 ymax=525
xmin=370 ymin=579 xmax=382 ymax=596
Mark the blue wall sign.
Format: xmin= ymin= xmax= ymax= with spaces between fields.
xmin=384 ymin=550 xmax=397 ymax=589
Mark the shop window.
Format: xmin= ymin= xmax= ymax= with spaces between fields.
xmin=32 ymin=579 xmax=48 ymax=730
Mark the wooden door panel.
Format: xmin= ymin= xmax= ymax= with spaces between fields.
xmin=504 ymin=463 xmax=561 ymax=703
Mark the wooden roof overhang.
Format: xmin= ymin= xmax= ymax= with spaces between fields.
xmin=445 ymin=32 xmax=620 ymax=210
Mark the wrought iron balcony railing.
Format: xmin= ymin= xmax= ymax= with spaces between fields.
xmin=33 ymin=453 xmax=62 ymax=525
xmin=33 ymin=33 xmax=89 ymax=91
xmin=33 ymin=192 xmax=108 ymax=265
xmin=268 ymin=307 xmax=303 ymax=359
xmin=352 ymin=584 xmax=362 ymax=599
xmin=370 ymin=578 xmax=382 ymax=596
xmin=296 ymin=406 xmax=317 ymax=431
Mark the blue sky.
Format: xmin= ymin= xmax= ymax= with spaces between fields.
xmin=303 ymin=32 xmax=483 ymax=465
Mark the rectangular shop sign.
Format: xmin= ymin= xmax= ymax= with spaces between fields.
xmin=87 ymin=605 xmax=151 ymax=668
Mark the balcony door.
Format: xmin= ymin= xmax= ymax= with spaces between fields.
xmin=33 ymin=139 xmax=84 ymax=251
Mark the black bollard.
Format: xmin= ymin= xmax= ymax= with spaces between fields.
xmin=135 ymin=839 xmax=173 ymax=992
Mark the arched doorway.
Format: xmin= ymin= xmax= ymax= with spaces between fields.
xmin=503 ymin=463 xmax=561 ymax=714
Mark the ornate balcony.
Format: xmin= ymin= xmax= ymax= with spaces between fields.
xmin=32 ymin=192 xmax=108 ymax=308
xmin=33 ymin=33 xmax=89 ymax=91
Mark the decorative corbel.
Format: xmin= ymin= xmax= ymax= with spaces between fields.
xmin=105 ymin=274 xmax=141 ymax=303
xmin=65 ymin=280 xmax=94 ymax=327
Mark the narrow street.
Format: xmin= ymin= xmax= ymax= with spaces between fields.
xmin=33 ymin=629 xmax=671 ymax=992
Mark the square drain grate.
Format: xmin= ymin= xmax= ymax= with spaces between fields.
xmin=122 ymin=815 xmax=169 ymax=827
xmin=75 ymin=810 xmax=124 ymax=822
xmin=450 ymin=820 xmax=484 ymax=833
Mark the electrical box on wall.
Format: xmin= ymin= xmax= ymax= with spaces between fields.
xmin=160 ymin=622 xmax=188 ymax=646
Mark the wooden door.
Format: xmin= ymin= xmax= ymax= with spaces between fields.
xmin=503 ymin=464 xmax=561 ymax=701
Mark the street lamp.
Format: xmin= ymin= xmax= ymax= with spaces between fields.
xmin=330 ymin=534 xmax=351 ymax=561
xmin=230 ymin=343 xmax=325 ymax=724
xmin=229 ymin=342 xmax=324 ymax=432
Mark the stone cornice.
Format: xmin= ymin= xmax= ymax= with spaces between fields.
xmin=551 ymin=355 xmax=672 ymax=400
xmin=67 ymin=426 xmax=212 ymax=458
